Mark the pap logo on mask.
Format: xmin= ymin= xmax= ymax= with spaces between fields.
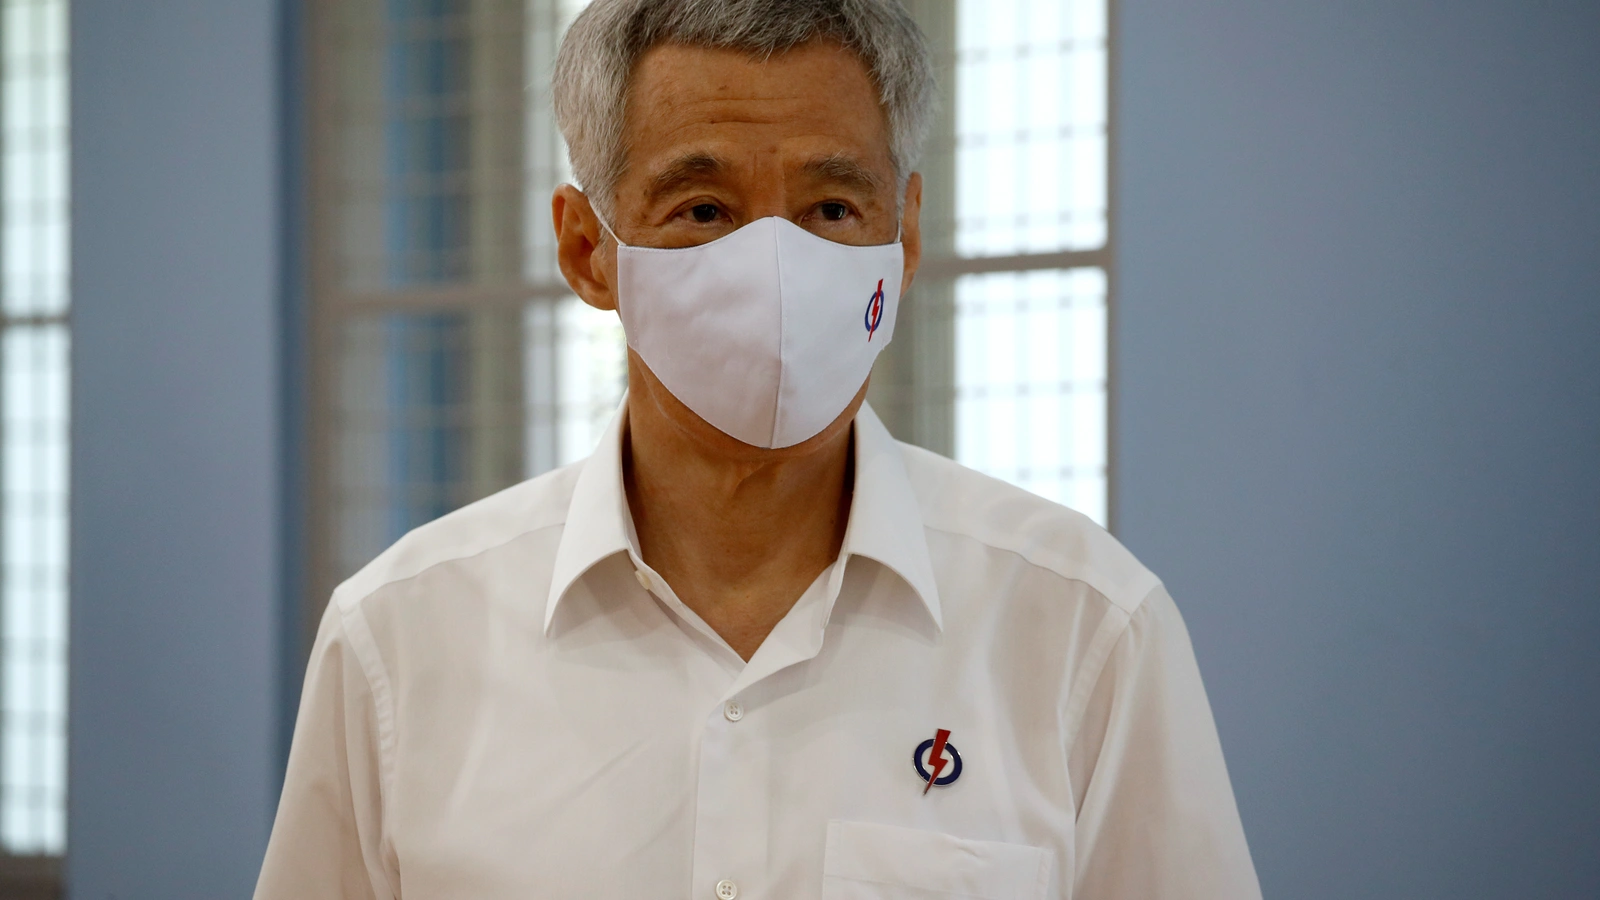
xmin=864 ymin=279 xmax=886 ymax=341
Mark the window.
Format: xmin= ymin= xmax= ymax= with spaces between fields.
xmin=944 ymin=0 xmax=1111 ymax=523
xmin=306 ymin=0 xmax=1112 ymax=625
xmin=0 ymin=0 xmax=69 ymax=892
xmin=308 ymin=0 xmax=618 ymax=614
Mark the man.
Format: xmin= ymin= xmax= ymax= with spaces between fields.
xmin=256 ymin=1 xmax=1261 ymax=897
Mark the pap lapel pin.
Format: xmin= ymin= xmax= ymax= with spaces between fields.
xmin=914 ymin=728 xmax=963 ymax=794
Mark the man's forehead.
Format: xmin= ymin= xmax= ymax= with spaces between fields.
xmin=644 ymin=150 xmax=888 ymax=194
xmin=622 ymin=42 xmax=893 ymax=194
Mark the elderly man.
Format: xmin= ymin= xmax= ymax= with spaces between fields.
xmin=257 ymin=1 xmax=1260 ymax=898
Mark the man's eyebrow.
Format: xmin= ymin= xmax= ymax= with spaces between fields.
xmin=799 ymin=154 xmax=887 ymax=195
xmin=646 ymin=152 xmax=728 ymax=200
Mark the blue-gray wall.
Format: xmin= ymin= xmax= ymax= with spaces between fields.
xmin=68 ymin=1 xmax=289 ymax=897
xmin=1115 ymin=2 xmax=1600 ymax=897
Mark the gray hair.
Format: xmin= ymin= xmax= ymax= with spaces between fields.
xmin=552 ymin=0 xmax=936 ymax=218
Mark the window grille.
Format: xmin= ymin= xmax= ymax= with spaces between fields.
xmin=945 ymin=0 xmax=1110 ymax=523
xmin=0 ymin=0 xmax=70 ymax=880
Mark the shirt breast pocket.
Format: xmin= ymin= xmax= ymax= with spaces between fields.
xmin=822 ymin=820 xmax=1054 ymax=900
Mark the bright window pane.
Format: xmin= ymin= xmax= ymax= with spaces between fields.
xmin=1 ymin=0 xmax=69 ymax=854
xmin=951 ymin=0 xmax=1110 ymax=524
xmin=955 ymin=0 xmax=1107 ymax=256
xmin=955 ymin=268 xmax=1108 ymax=525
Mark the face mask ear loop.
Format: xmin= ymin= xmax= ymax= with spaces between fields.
xmin=590 ymin=201 xmax=629 ymax=249
xmin=585 ymin=199 xmax=631 ymax=319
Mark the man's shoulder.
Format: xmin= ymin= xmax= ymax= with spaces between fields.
xmin=895 ymin=442 xmax=1161 ymax=615
xmin=331 ymin=460 xmax=583 ymax=612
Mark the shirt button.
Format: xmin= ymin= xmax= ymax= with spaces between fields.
xmin=723 ymin=700 xmax=744 ymax=722
xmin=634 ymin=569 xmax=651 ymax=591
xmin=715 ymin=880 xmax=738 ymax=900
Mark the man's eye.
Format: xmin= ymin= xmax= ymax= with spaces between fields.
xmin=690 ymin=204 xmax=720 ymax=223
xmin=819 ymin=202 xmax=850 ymax=221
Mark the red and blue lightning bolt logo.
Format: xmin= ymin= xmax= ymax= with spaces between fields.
xmin=864 ymin=279 xmax=886 ymax=341
xmin=913 ymin=729 xmax=963 ymax=793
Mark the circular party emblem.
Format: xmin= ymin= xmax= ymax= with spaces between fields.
xmin=864 ymin=279 xmax=886 ymax=341
xmin=913 ymin=729 xmax=963 ymax=791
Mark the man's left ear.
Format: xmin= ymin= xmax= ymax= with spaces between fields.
xmin=553 ymin=184 xmax=619 ymax=312
xmin=899 ymin=171 xmax=923 ymax=294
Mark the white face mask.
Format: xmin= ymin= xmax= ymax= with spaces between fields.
xmin=600 ymin=213 xmax=904 ymax=449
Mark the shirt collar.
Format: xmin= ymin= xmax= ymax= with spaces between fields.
xmin=544 ymin=399 xmax=942 ymax=635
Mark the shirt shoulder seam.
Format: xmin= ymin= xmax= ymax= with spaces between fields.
xmin=918 ymin=519 xmax=1163 ymax=613
xmin=1061 ymin=582 xmax=1163 ymax=747
xmin=329 ymin=518 xmax=568 ymax=819
xmin=326 ymin=599 xmax=397 ymax=833
xmin=335 ymin=518 xmax=567 ymax=609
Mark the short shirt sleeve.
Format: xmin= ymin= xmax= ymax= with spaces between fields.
xmin=254 ymin=599 xmax=399 ymax=900
xmin=1068 ymin=585 xmax=1262 ymax=899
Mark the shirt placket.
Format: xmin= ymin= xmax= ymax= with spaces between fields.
xmin=686 ymin=562 xmax=845 ymax=900
xmin=692 ymin=688 xmax=769 ymax=900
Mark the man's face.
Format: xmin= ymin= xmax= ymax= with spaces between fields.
xmin=556 ymin=39 xmax=922 ymax=455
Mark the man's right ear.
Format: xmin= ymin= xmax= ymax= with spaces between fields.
xmin=552 ymin=184 xmax=619 ymax=312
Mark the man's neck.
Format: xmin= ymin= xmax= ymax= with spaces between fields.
xmin=623 ymin=393 xmax=854 ymax=662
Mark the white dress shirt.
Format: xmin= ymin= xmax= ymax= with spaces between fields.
xmin=256 ymin=403 xmax=1260 ymax=900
